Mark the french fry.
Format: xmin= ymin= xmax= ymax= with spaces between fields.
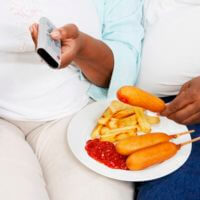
xmin=134 ymin=107 xmax=151 ymax=133
xmin=98 ymin=117 xmax=110 ymax=125
xmin=100 ymin=127 xmax=110 ymax=135
xmin=136 ymin=125 xmax=142 ymax=132
xmin=102 ymin=108 xmax=113 ymax=118
xmin=115 ymin=133 xmax=130 ymax=141
xmin=107 ymin=118 xmax=119 ymax=129
xmin=91 ymin=124 xmax=103 ymax=139
xmin=101 ymin=126 xmax=137 ymax=138
xmin=100 ymin=135 xmax=116 ymax=143
xmin=90 ymin=100 xmax=161 ymax=143
xmin=113 ymin=108 xmax=135 ymax=119
xmin=145 ymin=115 xmax=160 ymax=125
xmin=118 ymin=115 xmax=137 ymax=127
xmin=98 ymin=108 xmax=113 ymax=125
xmin=116 ymin=130 xmax=137 ymax=141
xmin=126 ymin=130 xmax=137 ymax=137
xmin=109 ymin=100 xmax=134 ymax=114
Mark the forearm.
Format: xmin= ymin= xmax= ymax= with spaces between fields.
xmin=74 ymin=32 xmax=114 ymax=88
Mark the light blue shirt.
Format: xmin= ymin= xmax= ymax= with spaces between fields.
xmin=86 ymin=0 xmax=144 ymax=100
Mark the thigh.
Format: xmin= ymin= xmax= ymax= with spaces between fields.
xmin=27 ymin=116 xmax=134 ymax=200
xmin=0 ymin=119 xmax=49 ymax=200
xmin=136 ymin=124 xmax=200 ymax=200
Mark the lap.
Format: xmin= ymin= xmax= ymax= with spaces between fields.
xmin=0 ymin=119 xmax=49 ymax=200
xmin=27 ymin=116 xmax=134 ymax=200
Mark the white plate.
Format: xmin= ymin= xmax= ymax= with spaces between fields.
xmin=67 ymin=100 xmax=192 ymax=182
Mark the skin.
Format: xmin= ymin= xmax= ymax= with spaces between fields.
xmin=30 ymin=23 xmax=114 ymax=88
xmin=161 ymin=76 xmax=200 ymax=125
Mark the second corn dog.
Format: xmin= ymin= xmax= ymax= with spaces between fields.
xmin=116 ymin=130 xmax=194 ymax=156
xmin=126 ymin=136 xmax=200 ymax=171
xmin=126 ymin=142 xmax=179 ymax=170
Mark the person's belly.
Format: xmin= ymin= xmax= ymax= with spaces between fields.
xmin=136 ymin=0 xmax=200 ymax=97
xmin=0 ymin=52 xmax=90 ymax=121
xmin=0 ymin=0 xmax=101 ymax=121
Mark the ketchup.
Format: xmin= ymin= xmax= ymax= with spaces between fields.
xmin=85 ymin=139 xmax=128 ymax=170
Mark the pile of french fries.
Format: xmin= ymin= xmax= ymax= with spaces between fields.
xmin=91 ymin=100 xmax=160 ymax=143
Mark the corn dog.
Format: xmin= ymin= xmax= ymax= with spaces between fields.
xmin=117 ymin=86 xmax=166 ymax=112
xmin=126 ymin=142 xmax=178 ymax=170
xmin=126 ymin=136 xmax=200 ymax=170
xmin=116 ymin=130 xmax=194 ymax=156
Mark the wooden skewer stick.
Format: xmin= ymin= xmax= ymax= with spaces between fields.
xmin=180 ymin=136 xmax=200 ymax=147
xmin=173 ymin=130 xmax=195 ymax=138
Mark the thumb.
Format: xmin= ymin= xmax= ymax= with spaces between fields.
xmin=50 ymin=30 xmax=61 ymax=40
xmin=50 ymin=24 xmax=79 ymax=41
xmin=160 ymin=91 xmax=191 ymax=117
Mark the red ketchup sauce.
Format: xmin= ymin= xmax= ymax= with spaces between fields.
xmin=85 ymin=139 xmax=128 ymax=170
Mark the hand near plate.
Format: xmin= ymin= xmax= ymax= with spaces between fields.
xmin=161 ymin=76 xmax=200 ymax=125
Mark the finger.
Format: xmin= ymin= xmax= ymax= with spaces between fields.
xmin=30 ymin=23 xmax=39 ymax=47
xmin=59 ymin=46 xmax=76 ymax=68
xmin=182 ymin=111 xmax=200 ymax=125
xmin=167 ymin=102 xmax=200 ymax=124
xmin=50 ymin=24 xmax=79 ymax=41
xmin=179 ymin=80 xmax=192 ymax=94
xmin=60 ymin=53 xmax=74 ymax=68
xmin=161 ymin=91 xmax=193 ymax=117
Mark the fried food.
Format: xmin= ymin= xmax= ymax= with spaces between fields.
xmin=113 ymin=108 xmax=135 ymax=119
xmin=115 ymin=133 xmax=131 ymax=141
xmin=100 ymin=125 xmax=137 ymax=138
xmin=145 ymin=115 xmax=160 ymax=125
xmin=107 ymin=118 xmax=119 ymax=129
xmin=116 ymin=133 xmax=169 ymax=156
xmin=91 ymin=124 xmax=103 ymax=139
xmin=98 ymin=108 xmax=113 ymax=125
xmin=109 ymin=100 xmax=134 ymax=114
xmin=118 ymin=115 xmax=137 ymax=127
xmin=134 ymin=107 xmax=151 ymax=133
xmin=100 ymin=135 xmax=116 ymax=143
xmin=117 ymin=86 xmax=166 ymax=112
xmin=90 ymin=100 xmax=161 ymax=143
xmin=116 ymin=130 xmax=194 ymax=156
xmin=100 ymin=127 xmax=110 ymax=135
xmin=126 ymin=142 xmax=179 ymax=170
xmin=126 ymin=136 xmax=200 ymax=170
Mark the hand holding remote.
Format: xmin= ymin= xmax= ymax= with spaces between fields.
xmin=30 ymin=17 xmax=114 ymax=87
xmin=30 ymin=21 xmax=83 ymax=68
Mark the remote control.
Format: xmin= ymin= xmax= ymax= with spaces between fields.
xmin=37 ymin=17 xmax=61 ymax=69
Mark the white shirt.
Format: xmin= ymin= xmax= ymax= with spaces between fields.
xmin=0 ymin=0 xmax=101 ymax=121
xmin=136 ymin=0 xmax=200 ymax=97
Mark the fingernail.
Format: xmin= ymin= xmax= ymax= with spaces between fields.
xmin=51 ymin=31 xmax=60 ymax=39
